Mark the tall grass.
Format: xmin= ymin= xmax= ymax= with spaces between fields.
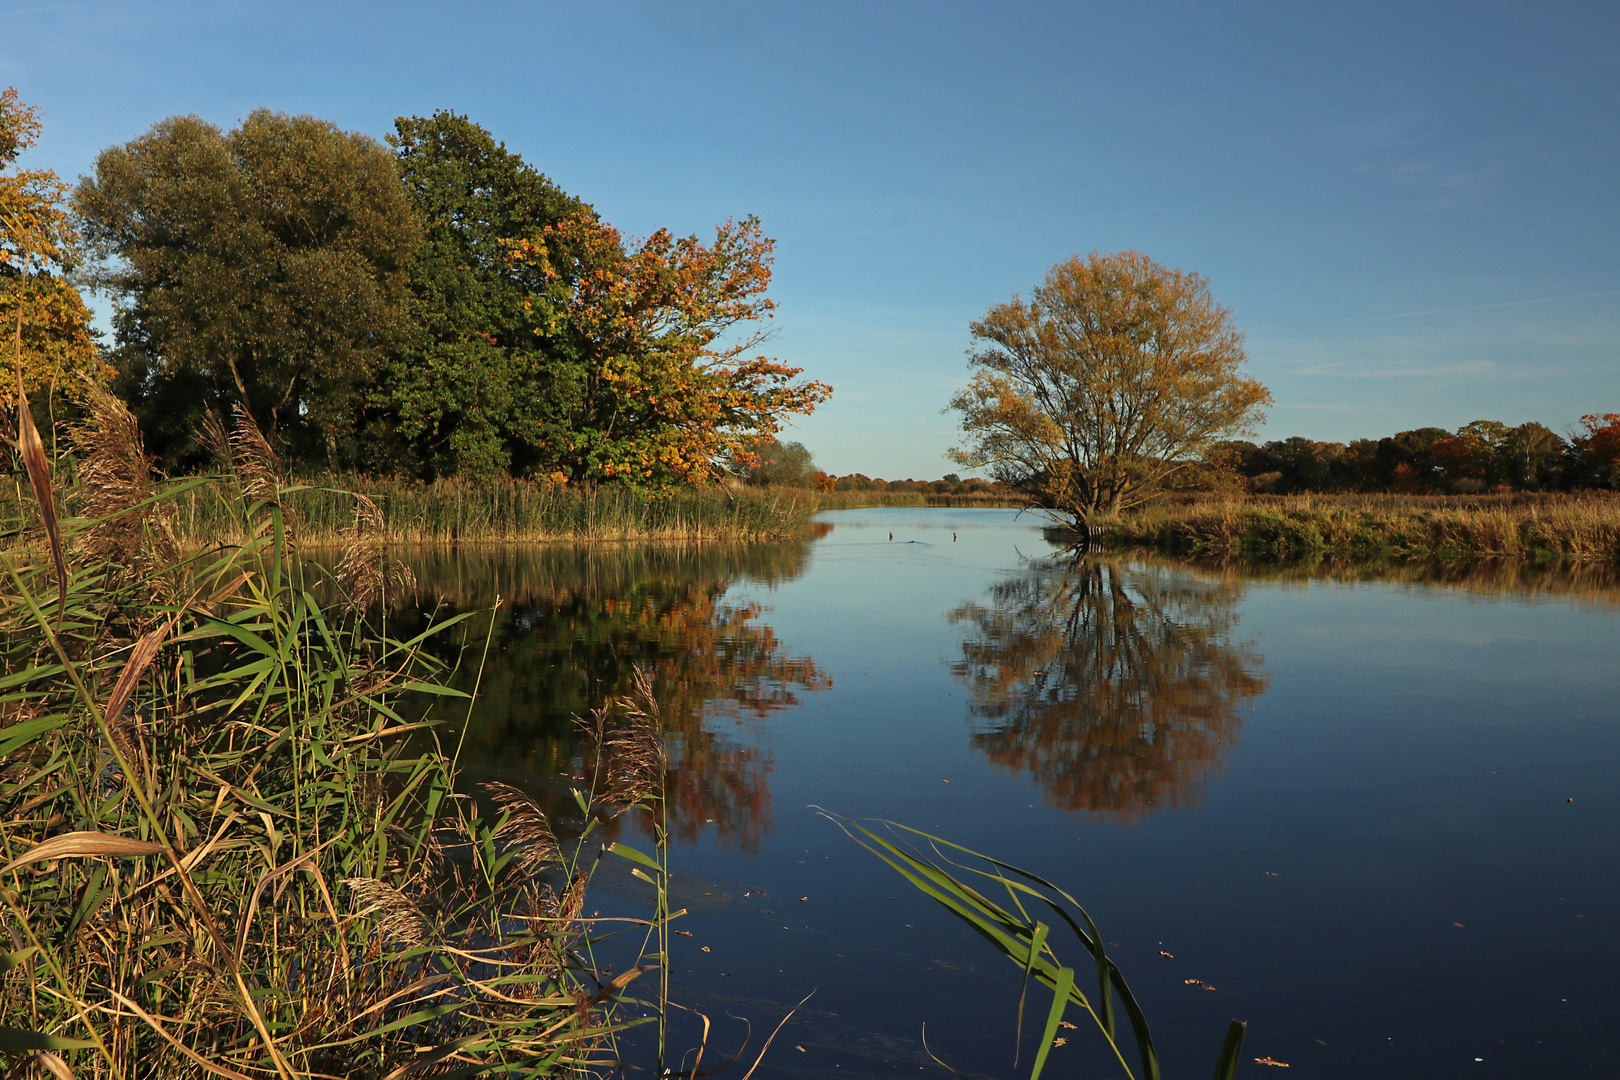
xmin=1108 ymin=492 xmax=1620 ymax=561
xmin=0 ymin=395 xmax=730 ymax=1078
xmin=2 ymin=473 xmax=823 ymax=548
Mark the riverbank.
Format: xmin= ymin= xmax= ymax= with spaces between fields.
xmin=3 ymin=475 xmax=1026 ymax=547
xmin=1105 ymin=491 xmax=1620 ymax=561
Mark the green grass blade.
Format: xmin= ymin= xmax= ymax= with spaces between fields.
xmin=1027 ymin=965 xmax=1074 ymax=1080
xmin=1211 ymin=1020 xmax=1247 ymax=1080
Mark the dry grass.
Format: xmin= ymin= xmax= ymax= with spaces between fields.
xmin=1108 ymin=491 xmax=1620 ymax=561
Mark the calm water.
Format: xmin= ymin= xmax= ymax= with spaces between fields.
xmin=400 ymin=508 xmax=1620 ymax=1078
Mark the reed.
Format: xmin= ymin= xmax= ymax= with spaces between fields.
xmin=0 ymin=394 xmax=707 ymax=1078
xmin=1107 ymin=492 xmax=1620 ymax=561
xmin=826 ymin=813 xmax=1246 ymax=1080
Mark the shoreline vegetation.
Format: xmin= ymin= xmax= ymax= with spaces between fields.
xmin=1101 ymin=491 xmax=1620 ymax=562
xmin=3 ymin=475 xmax=1025 ymax=548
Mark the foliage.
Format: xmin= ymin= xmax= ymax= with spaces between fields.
xmin=505 ymin=214 xmax=832 ymax=489
xmin=825 ymin=814 xmax=1247 ymax=1080
xmin=950 ymin=251 xmax=1271 ymax=524
xmin=0 ymin=392 xmax=678 ymax=1077
xmin=732 ymin=436 xmax=816 ymax=487
xmin=1572 ymin=413 xmax=1620 ymax=489
xmin=369 ymin=111 xmax=595 ymax=480
xmin=0 ymin=86 xmax=104 ymax=407
xmin=74 ymin=110 xmax=419 ymax=467
xmin=950 ymin=557 xmax=1266 ymax=819
xmin=1217 ymin=419 xmax=1575 ymax=495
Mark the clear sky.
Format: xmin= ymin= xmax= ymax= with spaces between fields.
xmin=6 ymin=0 xmax=1618 ymax=478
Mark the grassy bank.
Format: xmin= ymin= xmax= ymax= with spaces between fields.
xmin=2 ymin=474 xmax=1030 ymax=549
xmin=1 ymin=473 xmax=823 ymax=546
xmin=1105 ymin=492 xmax=1620 ymax=561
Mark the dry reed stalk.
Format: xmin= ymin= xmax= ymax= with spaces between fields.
xmin=12 ymin=304 xmax=65 ymax=620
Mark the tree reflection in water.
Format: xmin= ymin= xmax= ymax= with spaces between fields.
xmin=394 ymin=543 xmax=827 ymax=852
xmin=949 ymin=556 xmax=1268 ymax=820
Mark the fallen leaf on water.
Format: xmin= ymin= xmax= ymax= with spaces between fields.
xmin=795 ymin=1046 xmax=806 ymax=1053
xmin=700 ymin=946 xmax=711 ymax=953
xmin=1058 ymin=1021 xmax=1078 ymax=1030
xmin=1159 ymin=951 xmax=1175 ymax=959
xmin=1184 ymin=979 xmax=1203 ymax=986
xmin=799 ymin=897 xmax=809 ymax=902
xmin=1053 ymin=1037 xmax=1068 ymax=1047
xmin=1254 ymin=1057 xmax=1290 ymax=1067
xmin=675 ymin=930 xmax=694 ymax=937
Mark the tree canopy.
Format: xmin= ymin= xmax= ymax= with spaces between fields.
xmin=1 ymin=87 xmax=102 ymax=408
xmin=950 ymin=250 xmax=1270 ymax=524
xmin=367 ymin=111 xmax=593 ymax=480
xmin=75 ymin=110 xmax=420 ymax=466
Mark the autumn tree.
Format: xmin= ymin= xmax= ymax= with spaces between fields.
xmin=950 ymin=250 xmax=1270 ymax=525
xmin=75 ymin=110 xmax=419 ymax=466
xmin=505 ymin=214 xmax=832 ymax=488
xmin=1572 ymin=413 xmax=1620 ymax=488
xmin=1 ymin=87 xmax=103 ymax=413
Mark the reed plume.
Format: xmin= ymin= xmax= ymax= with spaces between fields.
xmin=336 ymin=493 xmax=415 ymax=609
xmin=342 ymin=877 xmax=430 ymax=948
xmin=69 ymin=382 xmax=178 ymax=585
xmin=486 ymin=781 xmax=561 ymax=871
xmin=576 ymin=668 xmax=667 ymax=812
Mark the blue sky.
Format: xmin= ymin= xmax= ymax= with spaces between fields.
xmin=6 ymin=0 xmax=1617 ymax=478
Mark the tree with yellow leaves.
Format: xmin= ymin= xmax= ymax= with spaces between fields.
xmin=0 ymin=87 xmax=104 ymax=409
xmin=950 ymin=251 xmax=1270 ymax=525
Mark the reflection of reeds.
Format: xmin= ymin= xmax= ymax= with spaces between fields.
xmin=1110 ymin=492 xmax=1620 ymax=561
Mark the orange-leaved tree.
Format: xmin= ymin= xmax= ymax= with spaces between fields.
xmin=0 ymin=87 xmax=104 ymax=408
xmin=1574 ymin=413 xmax=1620 ymax=487
xmin=506 ymin=213 xmax=831 ymax=488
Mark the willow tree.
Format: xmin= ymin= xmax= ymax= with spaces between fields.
xmin=949 ymin=250 xmax=1270 ymax=525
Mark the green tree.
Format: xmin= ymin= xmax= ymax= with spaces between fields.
xmin=367 ymin=111 xmax=595 ymax=480
xmin=75 ymin=110 xmax=419 ymax=466
xmin=1502 ymin=421 xmax=1564 ymax=489
xmin=949 ymin=250 xmax=1271 ymax=525
xmin=732 ymin=436 xmax=815 ymax=486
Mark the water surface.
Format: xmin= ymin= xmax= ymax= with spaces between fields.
xmin=403 ymin=508 xmax=1620 ymax=1078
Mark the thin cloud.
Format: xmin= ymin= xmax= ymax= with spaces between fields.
xmin=1361 ymin=289 xmax=1620 ymax=322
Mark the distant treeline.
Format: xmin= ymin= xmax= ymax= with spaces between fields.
xmin=1214 ymin=415 xmax=1620 ymax=495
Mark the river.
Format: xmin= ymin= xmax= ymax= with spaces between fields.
xmin=394 ymin=507 xmax=1620 ymax=1078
